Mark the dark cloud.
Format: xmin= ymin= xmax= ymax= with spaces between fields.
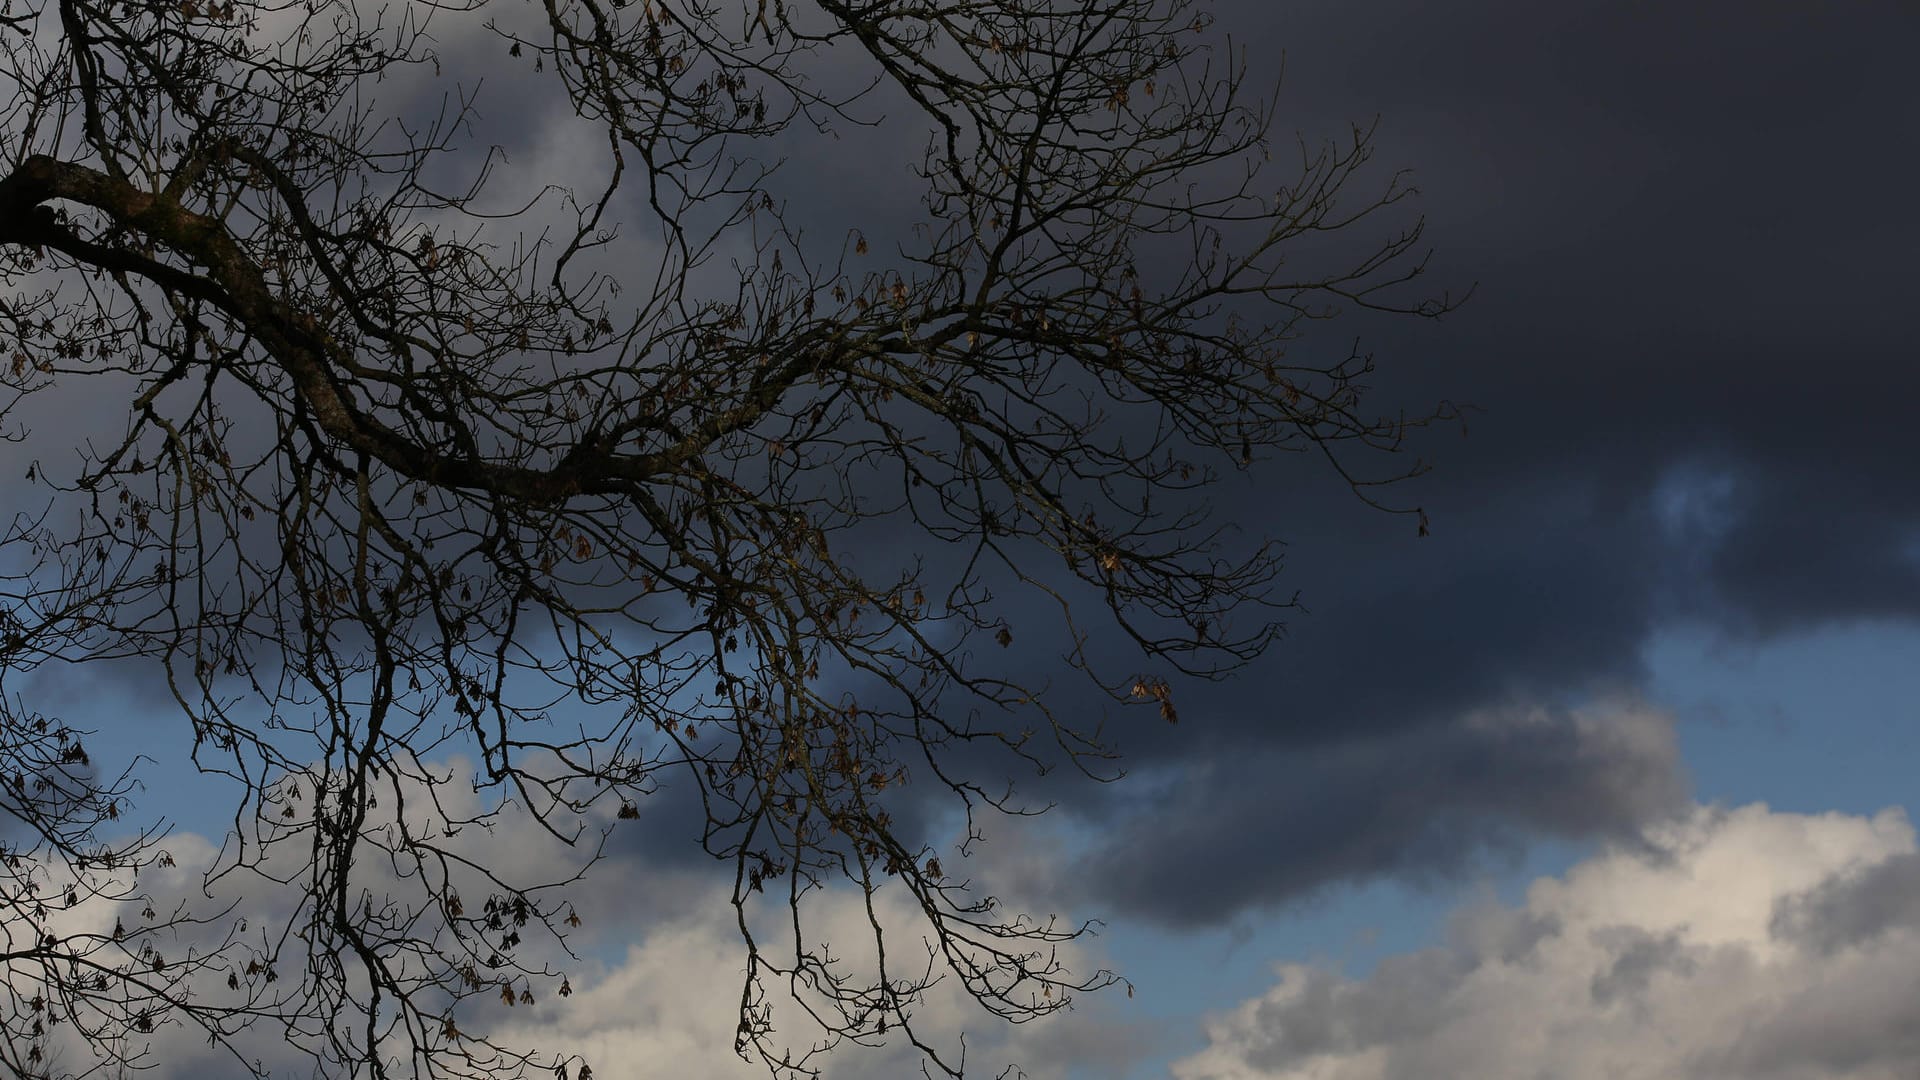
xmin=13 ymin=0 xmax=1914 ymax=934
xmin=1023 ymin=0 xmax=1920 ymax=922
xmin=1064 ymin=700 xmax=1685 ymax=926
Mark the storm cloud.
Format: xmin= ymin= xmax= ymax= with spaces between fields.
xmin=1030 ymin=0 xmax=1920 ymax=922
xmin=10 ymin=0 xmax=1913 ymax=941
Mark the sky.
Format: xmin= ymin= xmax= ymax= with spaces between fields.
xmin=9 ymin=1 xmax=1920 ymax=1078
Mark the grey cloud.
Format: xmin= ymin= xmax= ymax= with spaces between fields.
xmin=1718 ymin=968 xmax=1920 ymax=1079
xmin=1064 ymin=700 xmax=1687 ymax=925
xmin=1771 ymin=851 xmax=1920 ymax=955
xmin=1444 ymin=900 xmax=1559 ymax=968
xmin=1587 ymin=926 xmax=1695 ymax=1006
xmin=1243 ymin=950 xmax=1476 ymax=1071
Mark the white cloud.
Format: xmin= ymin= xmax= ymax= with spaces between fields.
xmin=11 ymin=755 xmax=1127 ymax=1080
xmin=491 ymin=866 xmax=1138 ymax=1080
xmin=1173 ymin=802 xmax=1920 ymax=1080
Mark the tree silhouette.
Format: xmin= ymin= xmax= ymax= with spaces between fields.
xmin=0 ymin=0 xmax=1456 ymax=1075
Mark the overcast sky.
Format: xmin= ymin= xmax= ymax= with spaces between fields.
xmin=14 ymin=1 xmax=1919 ymax=1078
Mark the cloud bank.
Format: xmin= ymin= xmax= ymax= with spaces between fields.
xmin=1173 ymin=801 xmax=1920 ymax=1080
xmin=1069 ymin=698 xmax=1688 ymax=925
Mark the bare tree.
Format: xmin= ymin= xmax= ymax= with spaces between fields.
xmin=0 ymin=0 xmax=1457 ymax=1075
